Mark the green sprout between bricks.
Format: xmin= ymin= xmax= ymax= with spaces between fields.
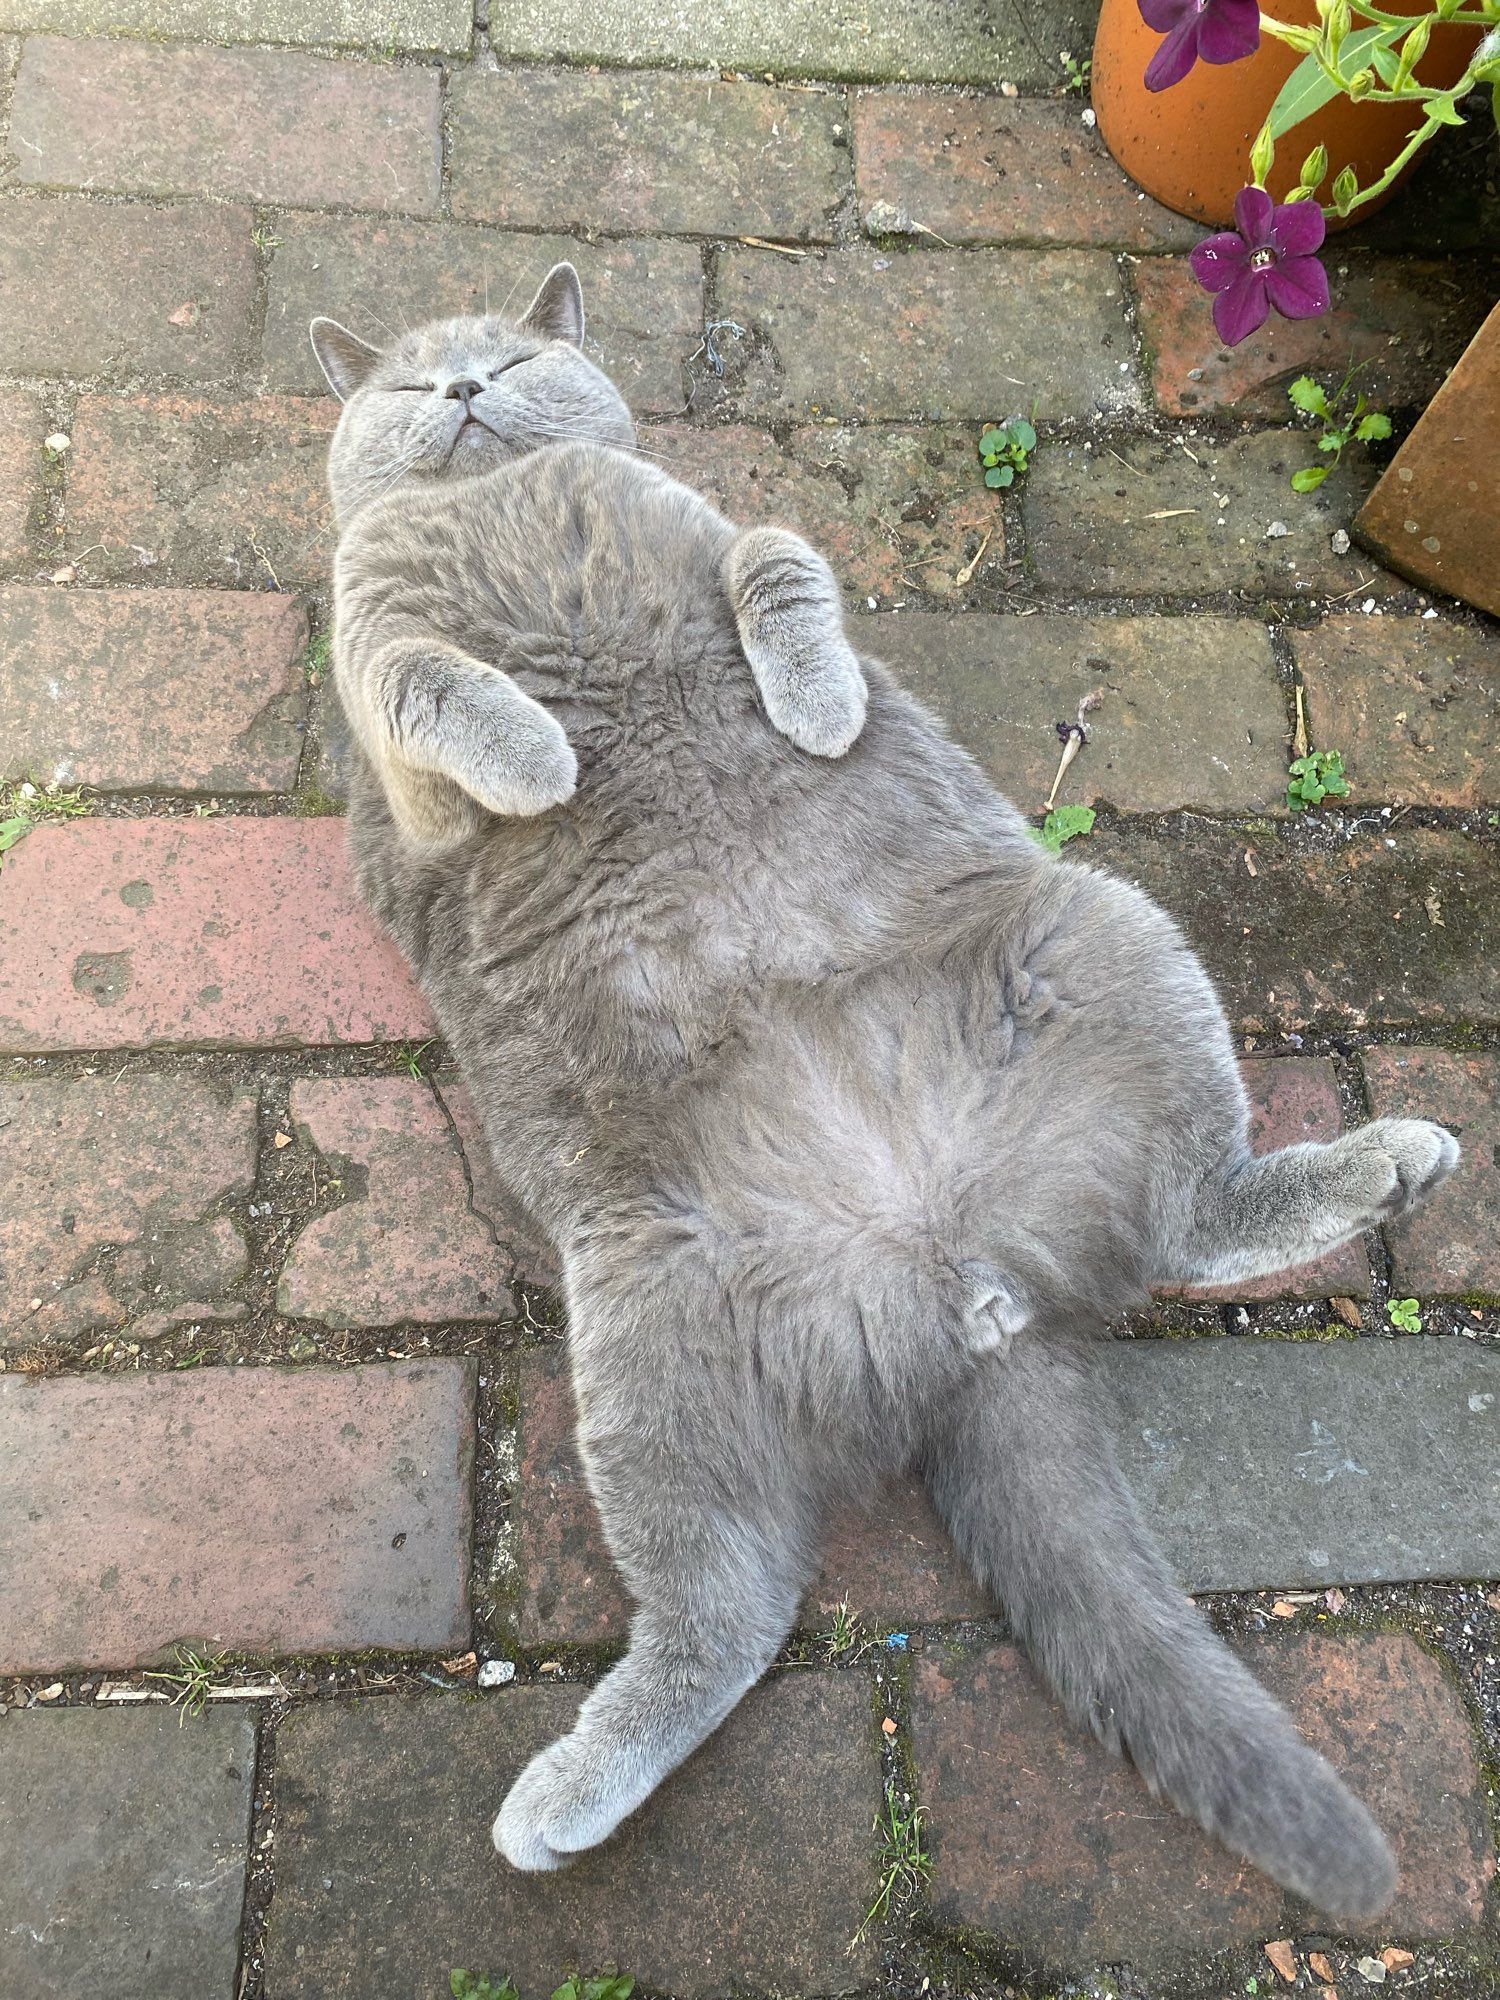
xmin=977 ymin=416 xmax=1038 ymax=489
xmin=1388 ymin=1297 xmax=1424 ymax=1332
xmin=1286 ymin=367 xmax=1393 ymax=493
xmin=1286 ymin=749 xmax=1350 ymax=812
xmin=0 ymin=782 xmax=91 ymax=868
xmin=855 ymin=1790 xmax=932 ymax=1942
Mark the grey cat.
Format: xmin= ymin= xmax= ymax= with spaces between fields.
xmin=312 ymin=265 xmax=1458 ymax=1914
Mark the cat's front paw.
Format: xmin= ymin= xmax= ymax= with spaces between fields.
xmin=492 ymin=1729 xmax=634 ymax=1872
xmin=456 ymin=697 xmax=578 ymax=819
xmin=761 ymin=642 xmax=868 ymax=760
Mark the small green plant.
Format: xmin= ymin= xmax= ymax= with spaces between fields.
xmin=1060 ymin=48 xmax=1093 ymax=91
xmin=823 ymin=1596 xmax=866 ymax=1662
xmin=551 ymin=1979 xmax=635 ymax=2000
xmin=1031 ymin=804 xmax=1096 ymax=853
xmin=144 ymin=1645 xmax=229 ymax=1723
xmin=251 ymin=223 xmax=281 ymax=255
xmin=977 ymin=416 xmax=1038 ymax=489
xmin=1286 ymin=748 xmax=1349 ymax=812
xmin=1287 ymin=368 xmax=1393 ymax=493
xmin=398 ymin=1037 xmax=437 ymax=1079
xmin=857 ymin=1790 xmax=931 ymax=1941
xmin=304 ymin=633 xmax=332 ymax=685
xmin=1387 ymin=1297 xmax=1423 ymax=1332
xmin=0 ymin=782 xmax=92 ymax=867
xmin=450 ymin=1976 xmax=518 ymax=2000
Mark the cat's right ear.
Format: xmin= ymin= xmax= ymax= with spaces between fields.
xmin=309 ymin=318 xmax=382 ymax=401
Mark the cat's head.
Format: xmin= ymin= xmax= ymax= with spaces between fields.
xmin=310 ymin=264 xmax=635 ymax=524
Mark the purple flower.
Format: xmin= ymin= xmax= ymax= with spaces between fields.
xmin=1140 ymin=0 xmax=1260 ymax=90
xmin=1189 ymin=186 xmax=1330 ymax=346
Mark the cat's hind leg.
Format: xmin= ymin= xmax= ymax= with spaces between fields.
xmin=493 ymin=1283 xmax=816 ymax=1870
xmin=922 ymin=1334 xmax=1396 ymax=1921
xmin=724 ymin=525 xmax=868 ymax=758
xmin=1171 ymin=1117 xmax=1459 ymax=1289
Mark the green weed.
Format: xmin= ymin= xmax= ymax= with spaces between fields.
xmin=857 ymin=1789 xmax=931 ymax=1940
xmin=1031 ymin=804 xmax=1096 ymax=853
xmin=144 ymin=1645 xmax=229 ymax=1723
xmin=1387 ymin=1297 xmax=1423 ymax=1332
xmin=1287 ymin=368 xmax=1393 ymax=493
xmin=1286 ymin=749 xmax=1349 ymax=812
xmin=978 ymin=416 xmax=1038 ymax=489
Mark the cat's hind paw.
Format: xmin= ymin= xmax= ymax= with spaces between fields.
xmin=492 ymin=1729 xmax=643 ymax=1873
xmin=1337 ymin=1117 xmax=1460 ymax=1226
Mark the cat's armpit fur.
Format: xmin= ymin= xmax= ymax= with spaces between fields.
xmin=316 ymin=269 xmax=1457 ymax=1917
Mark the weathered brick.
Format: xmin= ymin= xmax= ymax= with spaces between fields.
xmin=855 ymin=92 xmax=1197 ymax=250
xmin=861 ymin=610 xmax=1287 ymax=812
xmin=67 ymin=392 xmax=336 ymax=588
xmin=1361 ymin=1047 xmax=1499 ymax=1298
xmin=1094 ymin=822 xmax=1500 ymax=1033
xmin=9 ymin=37 xmax=441 ymax=213
xmin=913 ymin=1630 xmax=1493 ymax=1972
xmin=277 ymin=1077 xmax=517 ymax=1326
xmin=267 ymin=1678 xmax=879 ymax=1999
xmin=511 ymin=1343 xmax=985 ymax=1647
xmin=1295 ymin=615 xmax=1500 ymax=807
xmin=0 ymin=1707 xmax=255 ymax=2000
xmin=439 ymin=1073 xmax=560 ymax=1291
xmin=0 ymin=387 xmax=39 ymax=566
xmin=1179 ymin=1058 xmax=1370 ymax=1302
xmin=1137 ymin=253 xmax=1497 ymax=420
xmin=263 ymin=215 xmax=701 ymax=413
xmin=0 ymin=818 xmax=432 ymax=1052
xmin=449 ymin=66 xmax=847 ymax=240
xmin=0 ymin=1358 xmax=474 ymax=1670
xmin=0 ymin=0 xmax=470 ymax=52
xmin=0 ymin=1076 xmax=255 ymax=1350
xmin=718 ymin=244 xmax=1141 ymax=420
xmin=0 ymin=196 xmax=254 ymax=383
xmin=641 ymin=422 xmax=999 ymax=603
xmin=1024 ymin=428 xmax=1392 ymax=599
xmin=0 ymin=586 xmax=308 ymax=792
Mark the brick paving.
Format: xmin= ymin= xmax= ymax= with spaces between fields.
xmin=0 ymin=8 xmax=1496 ymax=1999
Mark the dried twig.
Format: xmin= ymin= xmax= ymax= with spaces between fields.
xmin=954 ymin=528 xmax=992 ymax=587
xmin=1044 ymin=687 xmax=1106 ymax=811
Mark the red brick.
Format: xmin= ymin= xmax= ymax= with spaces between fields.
xmin=854 ymin=92 xmax=1197 ymax=251
xmin=262 ymin=215 xmax=702 ymax=414
xmin=0 ymin=586 xmax=308 ymax=793
xmin=640 ymin=422 xmax=999 ymax=604
xmin=0 ymin=387 xmax=40 ymax=567
xmin=1361 ymin=1047 xmax=1499 ymax=1298
xmin=862 ymin=610 xmax=1288 ymax=813
xmin=913 ymin=1631 xmax=1493 ymax=1973
xmin=0 ymin=1076 xmax=255 ymax=1350
xmin=511 ymin=1343 xmax=986 ymax=1647
xmin=10 ymin=37 xmax=440 ymax=213
xmin=1177 ymin=1058 xmax=1371 ymax=1303
xmin=0 ymin=196 xmax=255 ymax=383
xmin=1137 ymin=254 xmax=1495 ymax=420
xmin=0 ymin=1358 xmax=475 ymax=1670
xmin=1295 ymin=615 xmax=1500 ymax=808
xmin=717 ymin=244 xmax=1140 ymax=420
xmin=67 ymin=393 xmax=336 ymax=588
xmin=0 ymin=817 xmax=432 ymax=1053
xmin=449 ymin=66 xmax=847 ymax=240
xmin=277 ymin=1078 xmax=517 ymax=1326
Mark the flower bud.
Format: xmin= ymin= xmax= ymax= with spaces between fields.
xmin=1299 ymin=143 xmax=1329 ymax=189
xmin=1250 ymin=119 xmax=1277 ymax=186
xmin=1331 ymin=164 xmax=1360 ymax=213
xmin=1328 ymin=0 xmax=1351 ymax=56
xmin=1348 ymin=66 xmax=1374 ymax=98
xmin=1396 ymin=15 xmax=1431 ymax=81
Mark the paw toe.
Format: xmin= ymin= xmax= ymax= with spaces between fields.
xmin=1377 ymin=1118 xmax=1461 ymax=1216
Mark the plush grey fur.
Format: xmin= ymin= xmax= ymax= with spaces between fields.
xmin=312 ymin=267 xmax=1459 ymax=1913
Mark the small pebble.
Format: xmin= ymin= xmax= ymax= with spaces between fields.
xmin=1081 ymin=107 xmax=1097 ymax=127
xmin=478 ymin=1659 xmax=516 ymax=1688
xmin=1330 ymin=528 xmax=1350 ymax=554
xmin=44 ymin=432 xmax=70 ymax=455
xmin=1265 ymin=520 xmax=1291 ymax=539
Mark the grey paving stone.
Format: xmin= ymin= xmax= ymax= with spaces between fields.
xmin=0 ymin=1706 xmax=255 ymax=2000
xmin=0 ymin=0 xmax=470 ymax=50
xmin=860 ymin=610 xmax=1287 ymax=813
xmin=482 ymin=0 xmax=1097 ymax=87
xmin=719 ymin=244 xmax=1141 ymax=421
xmin=266 ymin=1676 xmax=879 ymax=1999
xmin=1104 ymin=1336 xmax=1500 ymax=1592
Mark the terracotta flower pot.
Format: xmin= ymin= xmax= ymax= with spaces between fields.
xmin=1355 ymin=300 xmax=1500 ymax=617
xmin=1092 ymin=0 xmax=1482 ymax=228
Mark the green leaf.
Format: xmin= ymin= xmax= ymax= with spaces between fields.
xmin=451 ymin=1976 xmax=470 ymax=1999
xmin=1287 ymin=375 xmax=1330 ymax=417
xmin=1267 ymin=26 xmax=1400 ymax=139
xmin=1371 ymin=40 xmax=1402 ymax=83
xmin=978 ymin=429 xmax=1008 ymax=455
xmin=985 ymin=464 xmax=1014 ymax=488
xmin=1011 ymin=419 xmax=1037 ymax=451
xmin=1036 ymin=804 xmax=1096 ymax=853
xmin=1429 ymin=92 xmax=1466 ymax=125
xmin=1355 ymin=412 xmax=1393 ymax=441
xmin=1290 ymin=464 xmax=1330 ymax=491
xmin=0 ymin=815 xmax=31 ymax=854
xmin=1316 ymin=433 xmax=1344 ymax=452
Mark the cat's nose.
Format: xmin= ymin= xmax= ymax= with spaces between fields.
xmin=445 ymin=376 xmax=483 ymax=402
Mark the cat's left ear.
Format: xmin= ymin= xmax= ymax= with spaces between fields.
xmin=309 ymin=318 xmax=383 ymax=401
xmin=519 ymin=262 xmax=585 ymax=348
